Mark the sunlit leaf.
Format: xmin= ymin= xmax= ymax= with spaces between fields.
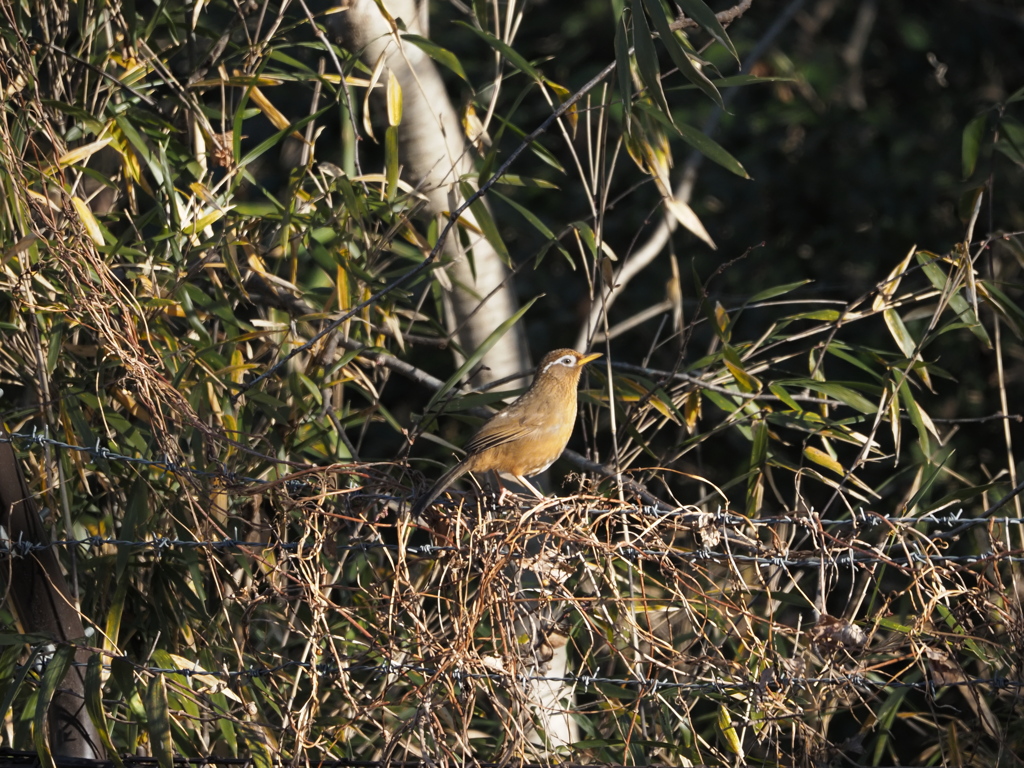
xmin=804 ymin=445 xmax=844 ymax=476
xmin=386 ymin=69 xmax=403 ymax=127
xmin=71 ymin=196 xmax=106 ymax=245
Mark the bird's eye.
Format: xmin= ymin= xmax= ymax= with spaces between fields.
xmin=559 ymin=355 xmax=575 ymax=366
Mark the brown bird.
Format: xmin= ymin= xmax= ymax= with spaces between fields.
xmin=410 ymin=348 xmax=602 ymax=518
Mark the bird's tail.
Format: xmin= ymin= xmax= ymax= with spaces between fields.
xmin=409 ymin=460 xmax=472 ymax=519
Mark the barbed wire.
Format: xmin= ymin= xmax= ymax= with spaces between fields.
xmin=3 ymin=535 xmax=1022 ymax=569
xmin=0 ymin=430 xmax=261 ymax=484
xmin=3 ymin=431 xmax=1022 ymax=535
xmin=8 ymin=430 xmax=1024 ymax=532
xmin=30 ymin=654 xmax=1015 ymax=696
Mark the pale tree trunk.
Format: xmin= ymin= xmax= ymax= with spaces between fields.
xmin=333 ymin=0 xmax=529 ymax=386
xmin=333 ymin=0 xmax=577 ymax=751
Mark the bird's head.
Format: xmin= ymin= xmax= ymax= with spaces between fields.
xmin=535 ymin=348 xmax=602 ymax=385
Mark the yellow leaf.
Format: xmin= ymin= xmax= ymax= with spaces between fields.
xmin=718 ymin=705 xmax=743 ymax=758
xmin=386 ymin=69 xmax=402 ymax=127
xmin=71 ymin=196 xmax=105 ymax=245
xmin=55 ymin=137 xmax=113 ymax=170
xmin=723 ymin=359 xmax=760 ymax=393
xmin=804 ymin=445 xmax=844 ymax=476
xmin=545 ymin=78 xmax=577 ymax=136
xmin=249 ymin=87 xmax=292 ymax=133
xmin=684 ymin=390 xmax=701 ymax=431
xmin=661 ymin=189 xmax=716 ymax=250
xmin=873 ymin=244 xmax=915 ymax=311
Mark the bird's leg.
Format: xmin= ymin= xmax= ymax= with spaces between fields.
xmin=515 ymin=475 xmax=546 ymax=500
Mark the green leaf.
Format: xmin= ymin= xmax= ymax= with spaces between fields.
xmin=996 ymin=115 xmax=1024 ymax=166
xmin=424 ymin=295 xmax=541 ymax=414
xmin=746 ymin=417 xmax=768 ymax=515
xmin=750 ymin=280 xmax=811 ymax=302
xmin=86 ymin=655 xmax=125 ymax=768
xmin=677 ymin=0 xmax=739 ymax=61
xmin=454 ymin=22 xmax=542 ymax=82
xmin=915 ymin=250 xmax=991 ymax=347
xmin=768 ymin=383 xmax=802 ymax=411
xmin=1006 ymin=84 xmax=1024 ymax=104
xmin=385 ymin=125 xmax=400 ymax=203
xmin=979 ymin=280 xmax=1024 ymax=339
xmin=34 ymin=645 xmax=75 ymax=768
xmin=492 ymin=190 xmax=557 ymax=240
xmin=631 ymin=0 xmax=672 ymax=119
xmin=573 ymin=221 xmax=599 ymax=259
xmin=615 ymin=9 xmax=633 ymax=112
xmin=718 ymin=704 xmax=744 ymax=757
xmin=0 ymin=644 xmax=35 ymax=732
xmin=897 ymin=379 xmax=931 ymax=455
xmin=460 ymin=182 xmax=511 ymax=265
xmin=723 ymin=346 xmax=760 ymax=392
xmin=782 ymin=379 xmax=878 ymax=414
xmin=493 ymin=174 xmax=559 ymax=189
xmin=961 ymin=113 xmax=987 ymax=178
xmin=882 ymin=308 xmax=916 ymax=358
xmin=402 ymin=34 xmax=468 ymax=82
xmin=903 ymin=451 xmax=951 ymax=512
xmin=675 ymin=121 xmax=748 ymax=177
xmin=642 ymin=0 xmax=723 ymax=109
xmin=145 ymin=674 xmax=174 ymax=768
xmin=238 ymin=106 xmax=331 ymax=168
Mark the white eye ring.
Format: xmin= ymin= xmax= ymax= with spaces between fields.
xmin=558 ymin=355 xmax=575 ymax=366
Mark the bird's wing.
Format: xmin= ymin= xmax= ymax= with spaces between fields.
xmin=464 ymin=410 xmax=540 ymax=455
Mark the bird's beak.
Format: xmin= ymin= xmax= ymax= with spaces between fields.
xmin=578 ymin=352 xmax=603 ymax=366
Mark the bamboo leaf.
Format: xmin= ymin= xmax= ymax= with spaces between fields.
xmin=424 ymin=295 xmax=541 ymax=413
xmin=804 ymin=445 xmax=844 ymax=476
xmin=718 ymin=704 xmax=744 ymax=757
xmin=34 ymin=645 xmax=75 ymax=768
xmin=385 ymin=125 xmax=400 ymax=202
xmin=675 ymin=121 xmax=748 ymax=177
xmin=460 ymin=182 xmax=510 ymax=265
xmin=961 ymin=113 xmax=987 ymax=178
xmin=642 ymin=0 xmax=723 ymax=108
xmin=883 ymin=308 xmax=916 ymax=358
xmin=145 ymin=674 xmax=174 ymax=768
xmin=86 ymin=655 xmax=125 ymax=768
xmin=631 ymin=0 xmax=672 ymax=119
xmin=751 ymin=280 xmax=811 ymax=302
xmin=658 ymin=179 xmax=716 ymax=249
xmin=71 ymin=196 xmax=106 ymax=245
xmin=454 ymin=22 xmax=543 ymax=82
xmin=615 ymin=9 xmax=633 ymax=113
xmin=677 ymin=0 xmax=739 ymax=60
xmin=386 ymin=69 xmax=403 ymax=126
xmin=401 ymin=34 xmax=468 ymax=82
